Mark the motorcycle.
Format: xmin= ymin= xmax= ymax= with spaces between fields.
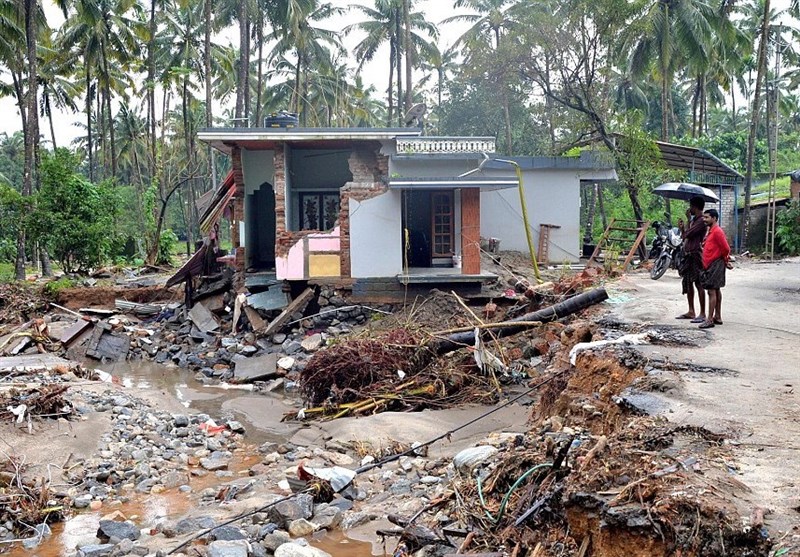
xmin=649 ymin=220 xmax=684 ymax=280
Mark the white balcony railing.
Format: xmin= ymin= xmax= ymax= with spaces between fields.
xmin=396 ymin=137 xmax=496 ymax=155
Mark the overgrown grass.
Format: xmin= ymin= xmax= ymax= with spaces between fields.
xmin=739 ymin=176 xmax=791 ymax=207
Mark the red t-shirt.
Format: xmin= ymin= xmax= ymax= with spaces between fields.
xmin=702 ymin=224 xmax=730 ymax=269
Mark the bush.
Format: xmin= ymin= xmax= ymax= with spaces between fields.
xmin=776 ymin=200 xmax=800 ymax=254
xmin=31 ymin=149 xmax=120 ymax=273
xmin=157 ymin=229 xmax=179 ymax=266
xmin=42 ymin=276 xmax=76 ymax=298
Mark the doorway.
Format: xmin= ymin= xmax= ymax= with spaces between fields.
xmin=402 ymin=190 xmax=454 ymax=268
xmin=247 ymin=181 xmax=276 ymax=270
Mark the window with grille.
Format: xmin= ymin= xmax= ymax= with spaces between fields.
xmin=299 ymin=193 xmax=340 ymax=231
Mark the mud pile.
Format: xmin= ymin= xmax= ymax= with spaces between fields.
xmin=406 ymin=340 xmax=771 ymax=557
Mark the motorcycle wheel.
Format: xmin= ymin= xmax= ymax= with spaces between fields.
xmin=650 ymin=253 xmax=671 ymax=280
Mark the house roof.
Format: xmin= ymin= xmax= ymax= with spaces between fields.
xmin=198 ymin=127 xmax=422 ymax=154
xmin=653 ymin=140 xmax=743 ymax=186
xmin=388 ymin=176 xmax=519 ymax=191
xmin=482 ymin=152 xmax=616 ymax=171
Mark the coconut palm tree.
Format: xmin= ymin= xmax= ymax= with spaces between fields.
xmin=417 ymin=42 xmax=457 ymax=130
xmin=59 ymin=0 xmax=142 ymax=180
xmin=37 ymin=44 xmax=80 ymax=149
xmin=345 ymin=0 xmax=436 ymax=126
xmin=267 ymin=1 xmax=344 ymax=124
xmin=443 ymin=0 xmax=522 ymax=152
xmin=621 ymin=0 xmax=718 ymax=141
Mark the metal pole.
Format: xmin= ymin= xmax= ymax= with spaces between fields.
xmin=494 ymin=158 xmax=542 ymax=283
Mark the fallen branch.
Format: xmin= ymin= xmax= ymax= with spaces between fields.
xmin=432 ymin=287 xmax=609 ymax=355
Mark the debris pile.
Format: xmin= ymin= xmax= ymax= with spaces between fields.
xmin=0 ymin=384 xmax=72 ymax=423
xmin=378 ymin=343 xmax=772 ymax=557
xmin=300 ymin=328 xmax=421 ymax=405
xmin=0 ymin=284 xmax=49 ymax=332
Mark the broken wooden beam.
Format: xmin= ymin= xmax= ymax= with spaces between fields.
xmin=432 ymin=287 xmax=609 ymax=355
xmin=259 ymin=288 xmax=315 ymax=337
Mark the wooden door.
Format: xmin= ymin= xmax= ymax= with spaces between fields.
xmin=431 ymin=191 xmax=454 ymax=257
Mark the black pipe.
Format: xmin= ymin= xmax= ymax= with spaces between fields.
xmin=433 ymin=287 xmax=609 ymax=355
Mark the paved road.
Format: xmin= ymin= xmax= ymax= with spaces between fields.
xmin=608 ymin=257 xmax=800 ymax=531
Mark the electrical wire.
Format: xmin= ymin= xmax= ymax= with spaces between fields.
xmin=476 ymin=463 xmax=553 ymax=524
xmin=165 ymin=367 xmax=572 ymax=554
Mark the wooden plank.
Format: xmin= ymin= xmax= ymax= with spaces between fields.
xmin=243 ymin=306 xmax=266 ymax=331
xmin=0 ymin=354 xmax=80 ymax=372
xmin=59 ymin=320 xmax=94 ymax=346
xmin=79 ymin=308 xmax=117 ymax=316
xmin=260 ymin=288 xmax=315 ymax=337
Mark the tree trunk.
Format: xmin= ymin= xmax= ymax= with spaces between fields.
xmin=86 ymin=67 xmax=94 ymax=182
xmin=660 ymin=3 xmax=670 ymax=141
xmin=45 ymin=96 xmax=58 ymax=149
xmin=583 ymin=183 xmax=597 ymax=244
xmin=98 ymin=86 xmax=106 ymax=179
xmin=243 ymin=17 xmax=251 ymax=122
xmin=742 ymin=0 xmax=770 ymax=250
xmin=18 ymin=0 xmax=39 ymax=280
xmin=402 ymin=0 xmax=412 ymax=113
xmin=204 ymin=0 xmax=216 ymax=188
xmin=597 ymin=183 xmax=607 ymax=230
xmin=395 ymin=14 xmax=403 ymax=125
xmin=254 ymin=22 xmax=264 ymax=130
xmin=148 ymin=0 xmax=157 ymax=180
xmin=294 ymin=54 xmax=302 ymax=115
xmin=103 ymin=51 xmax=117 ymax=179
xmin=502 ymin=88 xmax=513 ymax=155
xmin=625 ymin=182 xmax=644 ymax=222
xmin=387 ymin=39 xmax=395 ymax=126
xmin=235 ymin=0 xmax=248 ymax=126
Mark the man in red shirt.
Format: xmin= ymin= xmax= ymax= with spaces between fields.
xmin=699 ymin=208 xmax=731 ymax=329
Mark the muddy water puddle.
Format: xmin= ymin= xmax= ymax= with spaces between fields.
xmin=89 ymin=359 xmax=303 ymax=446
xmin=5 ymin=360 xmax=380 ymax=557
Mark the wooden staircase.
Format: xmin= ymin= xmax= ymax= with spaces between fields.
xmin=587 ymin=218 xmax=650 ymax=272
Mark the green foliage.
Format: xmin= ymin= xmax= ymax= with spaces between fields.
xmin=157 ymin=229 xmax=179 ymax=265
xmin=42 ymin=276 xmax=77 ymax=298
xmin=438 ymin=77 xmax=550 ymax=156
xmin=31 ymin=149 xmax=121 ymax=273
xmin=683 ymin=132 xmax=769 ymax=174
xmin=0 ymin=182 xmax=25 ymax=262
xmin=776 ymin=200 xmax=800 ymax=254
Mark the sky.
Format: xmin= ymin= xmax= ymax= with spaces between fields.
xmin=2 ymin=0 xmax=796 ymax=144
xmin=0 ymin=0 xmax=470 ymax=144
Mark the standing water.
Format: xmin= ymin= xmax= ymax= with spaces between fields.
xmin=3 ymin=359 xmax=383 ymax=557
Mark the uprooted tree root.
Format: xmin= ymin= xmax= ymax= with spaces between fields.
xmin=0 ymin=456 xmax=65 ymax=541
xmin=294 ymin=327 xmax=504 ymax=420
xmin=412 ymin=347 xmax=770 ymax=557
xmin=0 ymin=385 xmax=73 ymax=422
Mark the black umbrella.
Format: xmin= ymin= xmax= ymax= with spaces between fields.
xmin=653 ymin=182 xmax=719 ymax=203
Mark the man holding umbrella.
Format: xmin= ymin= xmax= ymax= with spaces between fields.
xmin=653 ymin=183 xmax=720 ymax=324
xmin=676 ymin=196 xmax=707 ymax=322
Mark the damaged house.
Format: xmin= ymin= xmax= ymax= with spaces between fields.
xmin=187 ymin=127 xmax=617 ymax=300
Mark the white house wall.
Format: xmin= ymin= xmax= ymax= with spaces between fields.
xmin=481 ymin=168 xmax=617 ymax=263
xmin=350 ymin=190 xmax=403 ymax=278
